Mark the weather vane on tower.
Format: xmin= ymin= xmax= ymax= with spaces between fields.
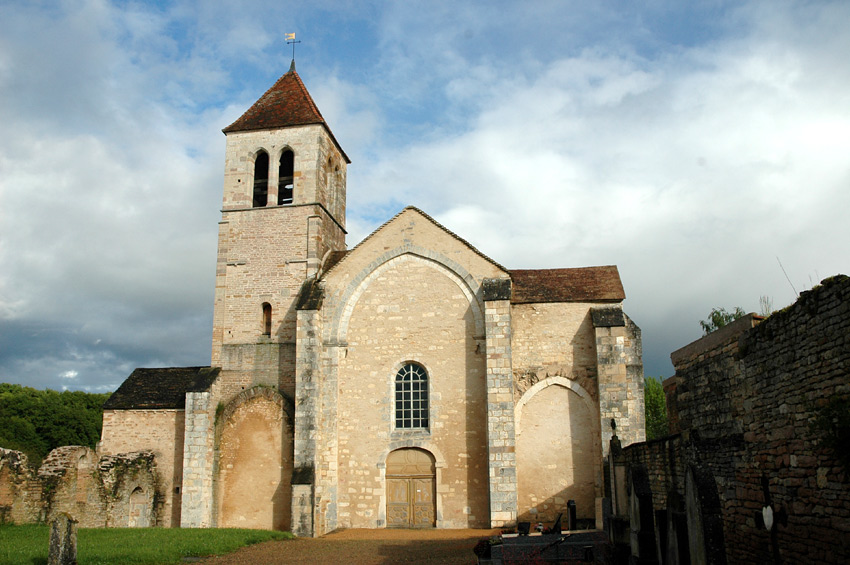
xmin=285 ymin=33 xmax=301 ymax=64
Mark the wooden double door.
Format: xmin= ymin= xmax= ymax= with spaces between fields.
xmin=386 ymin=449 xmax=436 ymax=528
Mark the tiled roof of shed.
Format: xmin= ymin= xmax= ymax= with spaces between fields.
xmin=222 ymin=61 xmax=350 ymax=163
xmin=509 ymin=266 xmax=625 ymax=304
xmin=103 ymin=367 xmax=220 ymax=410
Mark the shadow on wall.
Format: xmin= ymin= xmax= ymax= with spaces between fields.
xmin=463 ymin=302 xmax=491 ymax=528
xmin=516 ymin=380 xmax=598 ymax=525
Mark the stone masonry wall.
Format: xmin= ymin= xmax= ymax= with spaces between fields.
xmin=333 ymin=255 xmax=491 ymax=529
xmin=0 ymin=448 xmax=42 ymax=524
xmin=515 ymin=379 xmax=599 ymax=522
xmin=615 ymin=274 xmax=850 ymax=564
xmin=180 ymin=391 xmax=214 ymax=527
xmin=511 ymin=302 xmax=600 ymax=402
xmin=212 ymin=204 xmax=339 ymax=400
xmin=319 ymin=208 xmax=505 ymax=337
xmin=292 ymin=306 xmax=323 ymax=536
xmin=99 ymin=409 xmax=185 ymax=526
xmin=485 ymin=297 xmax=519 ymax=528
xmin=596 ymin=312 xmax=645 ymax=453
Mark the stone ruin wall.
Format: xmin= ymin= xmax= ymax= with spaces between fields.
xmin=100 ymin=408 xmax=184 ymax=526
xmin=613 ymin=274 xmax=850 ymax=564
xmin=0 ymin=445 xmax=159 ymax=528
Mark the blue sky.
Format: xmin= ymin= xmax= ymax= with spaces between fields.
xmin=1 ymin=0 xmax=848 ymax=392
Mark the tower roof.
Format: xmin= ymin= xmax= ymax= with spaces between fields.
xmin=223 ymin=61 xmax=350 ymax=162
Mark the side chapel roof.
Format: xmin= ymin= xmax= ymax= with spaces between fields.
xmin=103 ymin=367 xmax=220 ymax=410
xmin=509 ymin=266 xmax=625 ymax=303
xmin=222 ymin=60 xmax=350 ymax=163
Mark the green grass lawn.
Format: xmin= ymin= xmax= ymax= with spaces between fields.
xmin=0 ymin=523 xmax=294 ymax=564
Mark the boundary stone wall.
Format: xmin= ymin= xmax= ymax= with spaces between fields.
xmin=610 ymin=274 xmax=850 ymax=564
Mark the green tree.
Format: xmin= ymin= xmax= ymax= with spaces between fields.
xmin=699 ymin=306 xmax=746 ymax=335
xmin=0 ymin=383 xmax=110 ymax=465
xmin=644 ymin=376 xmax=669 ymax=440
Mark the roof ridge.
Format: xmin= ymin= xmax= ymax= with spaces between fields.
xmin=289 ymin=70 xmax=325 ymax=123
xmin=509 ymin=265 xmax=619 ymax=273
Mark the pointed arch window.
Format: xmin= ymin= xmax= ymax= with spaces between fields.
xmin=278 ymin=150 xmax=294 ymax=205
xmin=261 ymin=303 xmax=272 ymax=336
xmin=253 ymin=151 xmax=269 ymax=207
xmin=395 ymin=363 xmax=429 ymax=429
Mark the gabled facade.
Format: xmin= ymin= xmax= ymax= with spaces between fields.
xmin=98 ymin=62 xmax=645 ymax=536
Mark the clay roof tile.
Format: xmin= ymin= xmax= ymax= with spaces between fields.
xmin=509 ymin=266 xmax=625 ymax=303
xmin=222 ymin=62 xmax=350 ymax=162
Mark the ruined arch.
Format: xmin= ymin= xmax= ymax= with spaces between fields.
xmin=215 ymin=386 xmax=294 ymax=530
xmin=515 ymin=377 xmax=600 ymax=523
xmin=128 ymin=486 xmax=151 ymax=527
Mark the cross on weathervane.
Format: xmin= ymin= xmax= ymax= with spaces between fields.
xmin=286 ymin=33 xmax=301 ymax=62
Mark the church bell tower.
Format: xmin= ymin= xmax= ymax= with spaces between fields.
xmin=211 ymin=60 xmax=349 ymax=399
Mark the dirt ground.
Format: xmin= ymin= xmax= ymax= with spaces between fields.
xmin=196 ymin=528 xmax=501 ymax=564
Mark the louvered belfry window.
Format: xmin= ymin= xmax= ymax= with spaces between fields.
xmin=395 ymin=363 xmax=429 ymax=429
xmin=278 ymin=150 xmax=294 ymax=205
xmin=253 ymin=151 xmax=269 ymax=207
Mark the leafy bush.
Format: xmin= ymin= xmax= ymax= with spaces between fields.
xmin=699 ymin=306 xmax=746 ymax=335
xmin=644 ymin=376 xmax=669 ymax=440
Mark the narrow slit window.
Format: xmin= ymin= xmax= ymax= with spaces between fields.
xmin=253 ymin=151 xmax=269 ymax=207
xmin=278 ymin=150 xmax=294 ymax=205
xmin=395 ymin=363 xmax=429 ymax=429
xmin=262 ymin=303 xmax=272 ymax=336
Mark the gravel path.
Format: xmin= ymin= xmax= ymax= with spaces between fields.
xmin=196 ymin=528 xmax=501 ymax=564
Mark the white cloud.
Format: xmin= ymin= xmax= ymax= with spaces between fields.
xmin=347 ymin=0 xmax=850 ymax=374
xmin=1 ymin=0 xmax=848 ymax=389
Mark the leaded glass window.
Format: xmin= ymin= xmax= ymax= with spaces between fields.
xmin=395 ymin=363 xmax=429 ymax=429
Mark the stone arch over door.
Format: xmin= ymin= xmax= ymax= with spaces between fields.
xmin=515 ymin=377 xmax=600 ymax=523
xmin=216 ymin=387 xmax=294 ymax=530
xmin=386 ymin=448 xmax=436 ymax=528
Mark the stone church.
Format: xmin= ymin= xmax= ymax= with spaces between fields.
xmin=99 ymin=62 xmax=645 ymax=536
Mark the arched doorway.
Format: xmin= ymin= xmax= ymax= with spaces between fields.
xmin=386 ymin=448 xmax=436 ymax=528
xmin=128 ymin=487 xmax=150 ymax=527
